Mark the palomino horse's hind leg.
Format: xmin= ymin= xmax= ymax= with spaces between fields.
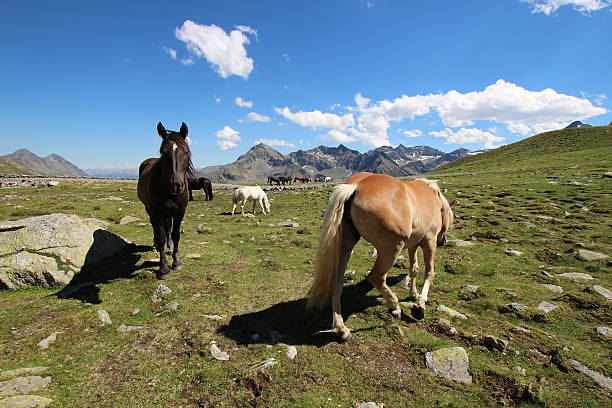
xmin=329 ymin=219 xmax=360 ymax=341
xmin=367 ymin=242 xmax=404 ymax=319
xmin=403 ymin=245 xmax=419 ymax=300
xmin=411 ymin=237 xmax=437 ymax=320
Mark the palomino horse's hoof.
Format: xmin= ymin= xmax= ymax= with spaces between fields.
xmin=411 ymin=304 xmax=425 ymax=320
xmin=339 ymin=330 xmax=352 ymax=342
xmin=388 ymin=308 xmax=403 ymax=320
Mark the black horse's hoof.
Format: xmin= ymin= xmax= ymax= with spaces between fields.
xmin=171 ymin=262 xmax=182 ymax=271
xmin=411 ymin=304 xmax=425 ymax=320
xmin=156 ymin=266 xmax=170 ymax=280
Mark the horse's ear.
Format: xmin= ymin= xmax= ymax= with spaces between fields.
xmin=179 ymin=122 xmax=188 ymax=139
xmin=157 ymin=122 xmax=167 ymax=139
xmin=449 ymin=200 xmax=456 ymax=207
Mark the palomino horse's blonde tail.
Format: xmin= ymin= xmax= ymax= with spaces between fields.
xmin=307 ymin=183 xmax=357 ymax=309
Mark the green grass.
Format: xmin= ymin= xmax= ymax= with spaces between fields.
xmin=0 ymin=128 xmax=611 ymax=407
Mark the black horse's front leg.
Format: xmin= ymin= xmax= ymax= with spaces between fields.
xmin=152 ymin=218 xmax=170 ymax=279
xmin=170 ymin=209 xmax=185 ymax=271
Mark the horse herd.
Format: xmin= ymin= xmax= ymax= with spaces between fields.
xmin=137 ymin=122 xmax=454 ymax=340
xmin=268 ymin=176 xmax=332 ymax=185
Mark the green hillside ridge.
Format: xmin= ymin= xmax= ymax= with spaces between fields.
xmin=0 ymin=157 xmax=33 ymax=175
xmin=432 ymin=126 xmax=611 ymax=174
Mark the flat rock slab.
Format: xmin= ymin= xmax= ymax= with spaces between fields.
xmin=499 ymin=303 xmax=528 ymax=313
xmin=537 ymin=301 xmax=559 ymax=313
xmin=596 ymin=326 xmax=611 ymax=336
xmin=577 ymin=249 xmax=608 ymax=261
xmin=437 ymin=304 xmax=467 ymax=320
xmin=557 ymin=273 xmax=593 ymax=281
xmin=425 ymin=347 xmax=472 ymax=384
xmin=591 ymin=285 xmax=612 ymax=301
xmin=542 ymin=284 xmax=563 ymax=293
xmin=504 ymin=248 xmax=523 ymax=256
xmin=568 ymin=359 xmax=612 ymax=392
xmin=0 ymin=395 xmax=53 ymax=408
xmin=37 ymin=333 xmax=60 ymax=350
xmin=0 ymin=369 xmax=47 ymax=382
xmin=447 ymin=240 xmax=475 ymax=247
xmin=118 ymin=216 xmax=141 ymax=225
xmin=0 ymin=214 xmax=130 ymax=289
xmin=0 ymin=377 xmax=51 ymax=397
xmin=356 ymin=403 xmax=383 ymax=408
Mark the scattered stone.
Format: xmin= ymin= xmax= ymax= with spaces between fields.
xmin=165 ymin=301 xmax=179 ymax=311
xmin=458 ymin=284 xmax=480 ymax=300
xmin=37 ymin=332 xmax=60 ymax=350
xmin=537 ymin=301 xmax=559 ymax=313
xmin=434 ymin=318 xmax=458 ymax=335
xmin=534 ymin=215 xmax=553 ymax=220
xmin=557 ymin=272 xmax=593 ymax=281
xmin=251 ymin=358 xmax=277 ymax=369
xmin=514 ymin=366 xmax=526 ymax=375
xmin=286 ymin=346 xmax=297 ymax=360
xmin=542 ymin=284 xmax=563 ymax=293
xmin=222 ymin=240 xmax=230 ymax=244
xmin=200 ymin=314 xmax=226 ymax=321
xmin=482 ymin=335 xmax=508 ymax=353
xmin=567 ymin=181 xmax=582 ymax=186
xmin=0 ymin=395 xmax=53 ymax=407
xmin=499 ymin=303 xmax=528 ymax=314
xmin=437 ymin=304 xmax=467 ymax=320
xmin=591 ymin=285 xmax=612 ymax=301
xmin=46 ymin=181 xmax=59 ymax=187
xmin=151 ymin=284 xmax=171 ymax=302
xmin=499 ymin=237 xmax=509 ymax=243
xmin=577 ymin=249 xmax=608 ymax=261
xmin=568 ymin=359 xmax=612 ymax=392
xmin=117 ymin=324 xmax=144 ymax=333
xmin=185 ymin=253 xmax=201 ymax=259
xmin=196 ymin=225 xmax=211 ymax=234
xmin=511 ymin=326 xmax=531 ymax=334
xmin=425 ymin=347 xmax=472 ymax=384
xmin=277 ymin=220 xmax=299 ymax=228
xmin=447 ymin=240 xmax=475 ymax=247
xmin=596 ymin=326 xmax=611 ymax=336
xmin=503 ymin=248 xmax=523 ymax=256
xmin=0 ymin=376 xmax=51 ymax=397
xmin=96 ymin=310 xmax=112 ymax=327
xmin=367 ymin=248 xmax=377 ymax=258
xmin=118 ymin=216 xmax=140 ymax=225
xmin=242 ymin=213 xmax=255 ymax=218
xmin=356 ymin=403 xmax=383 ymax=408
xmin=520 ymin=221 xmax=536 ymax=229
xmin=209 ymin=341 xmax=230 ymax=361
xmin=130 ymin=308 xmax=140 ymax=315
xmin=526 ymin=349 xmax=551 ymax=366
xmin=0 ymin=214 xmax=130 ymax=289
xmin=0 ymin=368 xmax=48 ymax=381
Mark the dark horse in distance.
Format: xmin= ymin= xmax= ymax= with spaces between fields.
xmin=137 ymin=122 xmax=196 ymax=279
xmin=187 ymin=177 xmax=213 ymax=201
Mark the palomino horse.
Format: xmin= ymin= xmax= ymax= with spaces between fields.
xmin=137 ymin=122 xmax=196 ymax=279
xmin=307 ymin=172 xmax=454 ymax=341
xmin=188 ymin=177 xmax=213 ymax=201
xmin=231 ymin=186 xmax=271 ymax=215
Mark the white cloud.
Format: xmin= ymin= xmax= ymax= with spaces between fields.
xmin=180 ymin=57 xmax=195 ymax=66
xmin=254 ymin=138 xmax=294 ymax=148
xmin=321 ymin=129 xmax=357 ymax=143
xmin=163 ymin=47 xmax=177 ymax=60
xmin=215 ymin=126 xmax=241 ymax=150
xmin=235 ymin=96 xmax=253 ymax=108
xmin=247 ymin=112 xmax=270 ymax=122
xmin=403 ymin=129 xmax=423 ymax=138
xmin=431 ymin=128 xmax=505 ymax=149
xmin=274 ymin=107 xmax=355 ymax=130
xmin=175 ymin=20 xmax=255 ymax=79
xmin=214 ymin=95 xmax=222 ymax=103
xmin=282 ymin=53 xmax=290 ymax=62
xmin=521 ymin=0 xmax=610 ymax=15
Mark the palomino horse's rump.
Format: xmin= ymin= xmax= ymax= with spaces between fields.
xmin=307 ymin=172 xmax=453 ymax=341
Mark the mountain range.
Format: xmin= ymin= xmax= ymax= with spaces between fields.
xmin=1 ymin=149 xmax=88 ymax=177
xmin=201 ymin=143 xmax=478 ymax=183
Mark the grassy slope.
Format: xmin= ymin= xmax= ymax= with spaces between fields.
xmin=0 ymin=157 xmax=33 ymax=175
xmin=0 ymin=128 xmax=610 ymax=407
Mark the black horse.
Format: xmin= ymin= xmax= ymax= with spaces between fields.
xmin=137 ymin=122 xmax=195 ymax=279
xmin=187 ymin=177 xmax=213 ymax=201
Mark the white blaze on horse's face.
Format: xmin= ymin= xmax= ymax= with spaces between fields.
xmin=172 ymin=143 xmax=178 ymax=152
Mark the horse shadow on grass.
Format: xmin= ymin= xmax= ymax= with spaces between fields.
xmin=217 ymin=274 xmax=412 ymax=347
xmin=53 ymin=229 xmax=155 ymax=304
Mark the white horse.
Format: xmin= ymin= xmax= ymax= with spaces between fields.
xmin=231 ymin=186 xmax=271 ymax=215
xmin=324 ymin=176 xmax=332 ymax=182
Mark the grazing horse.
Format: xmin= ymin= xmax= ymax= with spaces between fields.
xmin=324 ymin=176 xmax=332 ymax=183
xmin=187 ymin=177 xmax=213 ymax=201
xmin=279 ymin=176 xmax=292 ymax=185
xmin=137 ymin=122 xmax=195 ymax=279
xmin=231 ymin=186 xmax=271 ymax=215
xmin=268 ymin=176 xmax=281 ymax=186
xmin=307 ymin=172 xmax=454 ymax=341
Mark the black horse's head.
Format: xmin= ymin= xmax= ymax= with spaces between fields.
xmin=157 ymin=122 xmax=195 ymax=195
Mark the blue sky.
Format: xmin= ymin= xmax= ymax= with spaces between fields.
xmin=1 ymin=0 xmax=610 ymax=169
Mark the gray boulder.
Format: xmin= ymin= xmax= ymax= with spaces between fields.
xmin=576 ymin=249 xmax=608 ymax=261
xmin=0 ymin=376 xmax=51 ymax=397
xmin=0 ymin=214 xmax=130 ymax=289
xmin=425 ymin=347 xmax=472 ymax=384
